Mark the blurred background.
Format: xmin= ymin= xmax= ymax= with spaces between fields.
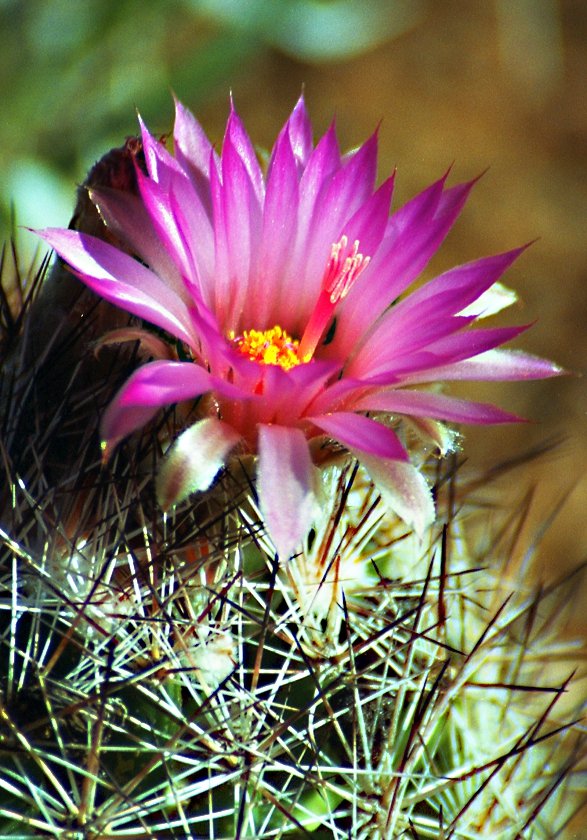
xmin=1 ymin=0 xmax=586 ymax=616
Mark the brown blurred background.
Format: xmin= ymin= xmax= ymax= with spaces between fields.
xmin=1 ymin=0 xmax=586 ymax=615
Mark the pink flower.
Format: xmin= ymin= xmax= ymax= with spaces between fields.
xmin=37 ymin=97 xmax=561 ymax=560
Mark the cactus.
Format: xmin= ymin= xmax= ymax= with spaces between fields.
xmin=1 ymin=282 xmax=583 ymax=837
xmin=1 ymin=128 xmax=584 ymax=838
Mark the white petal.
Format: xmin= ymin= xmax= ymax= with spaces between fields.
xmin=458 ymin=282 xmax=518 ymax=319
xmin=355 ymin=452 xmax=435 ymax=537
xmin=157 ymin=418 xmax=241 ymax=509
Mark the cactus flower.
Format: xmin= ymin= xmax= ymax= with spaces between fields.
xmin=37 ymin=97 xmax=561 ymax=559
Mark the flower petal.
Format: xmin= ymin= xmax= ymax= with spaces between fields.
xmin=357 ymin=324 xmax=532 ymax=383
xmin=304 ymin=375 xmax=379 ymax=416
xmin=379 ymin=247 xmax=526 ymax=326
xmin=289 ymin=123 xmax=341 ymax=307
xmin=257 ymin=425 xmax=319 ymax=560
xmin=252 ymin=128 xmax=300 ymax=328
xmin=310 ymin=411 xmax=408 ymax=461
xmin=101 ymin=360 xmax=238 ymax=452
xmin=257 ymin=359 xmax=342 ymax=426
xmin=157 ymin=418 xmax=242 ymax=509
xmin=356 ymin=453 xmax=435 ymax=537
xmin=88 ymin=186 xmax=184 ymax=295
xmin=309 ymin=412 xmax=434 ymax=536
xmin=334 ymin=174 xmax=476 ymax=354
xmin=224 ymin=102 xmax=265 ymax=204
xmin=352 ymin=389 xmax=524 ymax=424
xmin=459 ymin=282 xmax=519 ymax=319
xmin=301 ymin=131 xmax=379 ymax=296
xmin=339 ymin=175 xmax=395 ymax=258
xmin=211 ymin=137 xmax=263 ymax=331
xmin=139 ymin=114 xmax=185 ymax=187
xmin=36 ymin=228 xmax=196 ymax=348
xmin=400 ymin=348 xmax=565 ymax=383
xmin=348 ymin=313 xmax=477 ymax=380
xmin=297 ymin=122 xmax=341 ymax=222
xmin=285 ymin=94 xmax=313 ymax=169
xmin=173 ymin=95 xmax=217 ymax=209
xmin=135 ymin=167 xmax=197 ymax=281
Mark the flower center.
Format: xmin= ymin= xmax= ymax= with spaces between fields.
xmin=230 ymin=236 xmax=369 ymax=372
xmin=232 ymin=325 xmax=303 ymax=371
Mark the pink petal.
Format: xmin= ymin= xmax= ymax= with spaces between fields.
xmin=36 ymin=228 xmax=196 ymax=347
xmin=285 ymin=94 xmax=313 ymax=168
xmin=156 ymin=418 xmax=241 ymax=509
xmin=190 ymin=300 xmax=237 ymax=373
xmin=224 ymin=102 xmax=265 ymax=204
xmin=288 ymin=357 xmax=342 ymax=387
xmin=88 ymin=187 xmax=184 ymax=296
xmin=167 ymin=178 xmax=215 ymax=298
xmin=101 ymin=360 xmax=238 ymax=450
xmin=220 ymin=146 xmax=257 ymax=328
xmin=257 ymin=425 xmax=319 ymax=560
xmin=381 ymin=247 xmax=526 ymax=325
xmin=289 ymin=123 xmax=341 ymax=308
xmin=347 ymin=313 xmax=477 ymax=380
xmin=231 ymin=358 xmax=339 ymax=429
xmin=138 ymin=115 xmax=184 ymax=187
xmin=267 ymin=94 xmax=313 ymax=175
xmin=304 ymin=376 xmax=378 ymax=416
xmin=251 ymin=128 xmax=300 ymax=328
xmin=135 ymin=167 xmax=199 ymax=285
xmin=212 ymin=139 xmax=262 ymax=331
xmin=301 ymin=132 xmax=379 ymax=294
xmin=173 ymin=95 xmax=217 ymax=207
xmin=409 ymin=324 xmax=532 ymax=369
xmin=209 ymin=157 xmax=231 ymax=326
xmin=333 ymin=174 xmax=476 ymax=355
xmin=271 ymin=359 xmax=342 ymax=424
xmin=309 ymin=412 xmax=408 ymax=461
xmin=351 ymin=389 xmax=524 ymax=425
xmin=400 ymin=348 xmax=565 ymax=384
xmin=297 ymin=122 xmax=341 ymax=220
xmin=338 ymin=176 xmax=395 ymax=258
xmin=135 ymin=163 xmax=216 ymax=299
xmin=357 ymin=324 xmax=531 ymax=382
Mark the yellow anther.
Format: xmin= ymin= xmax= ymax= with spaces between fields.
xmin=233 ymin=325 xmax=303 ymax=371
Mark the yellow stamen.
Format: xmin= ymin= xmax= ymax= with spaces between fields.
xmin=233 ymin=325 xmax=303 ymax=371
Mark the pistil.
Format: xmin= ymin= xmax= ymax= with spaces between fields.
xmin=298 ymin=236 xmax=370 ymax=362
